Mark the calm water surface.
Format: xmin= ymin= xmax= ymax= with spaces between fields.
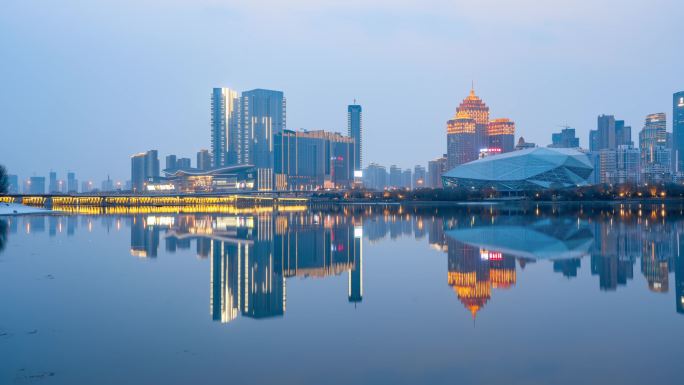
xmin=0 ymin=204 xmax=682 ymax=384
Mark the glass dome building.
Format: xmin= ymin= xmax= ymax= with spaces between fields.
xmin=441 ymin=147 xmax=593 ymax=191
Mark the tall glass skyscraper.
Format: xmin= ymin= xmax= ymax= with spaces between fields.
xmin=210 ymin=87 xmax=238 ymax=168
xmin=238 ymin=89 xmax=286 ymax=169
xmin=347 ymin=104 xmax=362 ymax=172
xmin=673 ymin=91 xmax=684 ymax=173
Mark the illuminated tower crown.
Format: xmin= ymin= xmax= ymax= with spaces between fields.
xmin=456 ymin=88 xmax=490 ymax=125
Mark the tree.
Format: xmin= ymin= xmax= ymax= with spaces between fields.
xmin=0 ymin=164 xmax=8 ymax=195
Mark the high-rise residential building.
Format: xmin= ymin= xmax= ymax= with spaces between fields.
xmin=28 ymin=176 xmax=45 ymax=194
xmin=210 ymin=87 xmax=239 ymax=168
xmin=49 ymin=171 xmax=58 ymax=193
xmin=402 ymin=169 xmax=412 ymax=189
xmin=238 ymin=89 xmax=286 ymax=170
xmin=598 ymin=149 xmax=617 ymax=184
xmin=413 ymin=165 xmax=426 ymax=188
xmin=487 ymin=118 xmax=515 ymax=153
xmin=8 ymin=174 xmax=19 ymax=194
xmin=81 ymin=180 xmax=94 ymax=193
xmin=363 ymin=163 xmax=387 ymax=190
xmin=389 ymin=165 xmax=402 ymax=188
xmin=348 ymin=104 xmax=363 ymax=172
xmin=428 ymin=155 xmax=447 ymax=188
xmin=131 ymin=150 xmax=159 ymax=193
xmin=67 ymin=172 xmax=78 ymax=193
xmin=197 ymin=149 xmax=211 ymax=171
xmin=274 ymin=129 xmax=355 ymax=190
xmin=550 ymin=127 xmax=580 ymax=148
xmin=165 ymin=155 xmax=177 ymax=171
xmin=672 ymin=91 xmax=684 ymax=173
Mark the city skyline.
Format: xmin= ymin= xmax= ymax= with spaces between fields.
xmin=2 ymin=1 xmax=682 ymax=182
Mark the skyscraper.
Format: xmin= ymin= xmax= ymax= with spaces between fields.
xmin=238 ymin=89 xmax=286 ymax=169
xmin=130 ymin=150 xmax=158 ymax=193
xmin=413 ymin=165 xmax=426 ymax=188
xmin=389 ymin=165 xmax=402 ymax=188
xmin=640 ymin=113 xmax=670 ymax=183
xmin=165 ymin=155 xmax=177 ymax=171
xmin=210 ymin=87 xmax=238 ymax=168
xmin=28 ymin=176 xmax=45 ymax=194
xmin=590 ymin=115 xmax=631 ymax=151
xmin=456 ymin=88 xmax=490 ymax=151
xmin=67 ymin=172 xmax=78 ymax=193
xmin=487 ymin=118 xmax=515 ymax=153
xmin=348 ymin=104 xmax=363 ymax=172
xmin=673 ymin=91 xmax=684 ymax=173
xmin=447 ymin=111 xmax=477 ymax=169
xmin=48 ymin=171 xmax=58 ymax=193
xmin=7 ymin=174 xmax=19 ymax=194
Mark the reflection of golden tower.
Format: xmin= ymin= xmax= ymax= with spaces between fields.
xmin=448 ymin=271 xmax=491 ymax=318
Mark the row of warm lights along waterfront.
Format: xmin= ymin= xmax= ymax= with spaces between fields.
xmin=5 ymin=207 xmax=684 ymax=319
xmin=3 ymin=89 xmax=684 ymax=195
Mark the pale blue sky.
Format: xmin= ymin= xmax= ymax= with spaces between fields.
xmin=1 ymin=0 xmax=682 ymax=184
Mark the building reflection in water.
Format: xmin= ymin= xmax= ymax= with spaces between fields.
xmin=163 ymin=213 xmax=363 ymax=322
xmin=1 ymin=204 xmax=683 ymax=318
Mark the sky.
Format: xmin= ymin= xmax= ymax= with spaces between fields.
xmin=1 ymin=0 xmax=683 ymax=184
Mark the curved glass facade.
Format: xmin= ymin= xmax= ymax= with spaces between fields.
xmin=442 ymin=147 xmax=593 ymax=191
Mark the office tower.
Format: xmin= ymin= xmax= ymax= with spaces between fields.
xmin=389 ymin=165 xmax=402 ymax=188
xmin=640 ymin=113 xmax=670 ymax=183
xmin=210 ymin=87 xmax=238 ymax=167
xmin=145 ymin=150 xmax=159 ymax=179
xmin=48 ymin=171 xmax=58 ymax=193
xmin=238 ymin=89 xmax=286 ymax=169
xmin=427 ymin=155 xmax=447 ymax=188
xmin=348 ymin=104 xmax=363 ymax=172
xmin=413 ymin=165 xmax=426 ymax=188
xmin=456 ymin=88 xmax=490 ymax=151
xmin=402 ymin=169 xmax=412 ymax=189
xmin=197 ymin=149 xmax=211 ymax=171
xmin=615 ymin=145 xmax=641 ymax=184
xmin=165 ymin=155 xmax=177 ymax=171
xmin=615 ymin=120 xmax=633 ymax=147
xmin=590 ymin=115 xmax=631 ymax=152
xmin=363 ymin=163 xmax=388 ymax=190
xmin=447 ymin=112 xmax=477 ymax=169
xmin=67 ymin=172 xmax=78 ymax=193
xmin=598 ymin=149 xmax=617 ymax=184
xmin=550 ymin=127 xmax=580 ymax=148
xmin=28 ymin=176 xmax=45 ymax=194
xmin=487 ymin=118 xmax=515 ymax=153
xmin=274 ymin=129 xmax=355 ymax=190
xmin=131 ymin=153 xmax=146 ymax=192
xmin=131 ymin=150 xmax=160 ymax=192
xmin=7 ymin=174 xmax=19 ymax=194
xmin=673 ymin=91 xmax=684 ymax=173
xmin=176 ymin=157 xmax=191 ymax=170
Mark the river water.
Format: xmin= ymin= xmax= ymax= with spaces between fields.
xmin=0 ymin=203 xmax=682 ymax=384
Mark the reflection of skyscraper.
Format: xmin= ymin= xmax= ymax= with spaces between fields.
xmin=676 ymin=233 xmax=684 ymax=314
xmin=348 ymin=226 xmax=363 ymax=303
xmin=553 ymin=259 xmax=581 ymax=278
xmin=130 ymin=216 xmax=160 ymax=258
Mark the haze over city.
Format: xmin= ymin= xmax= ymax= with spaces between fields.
xmin=1 ymin=0 xmax=682 ymax=182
